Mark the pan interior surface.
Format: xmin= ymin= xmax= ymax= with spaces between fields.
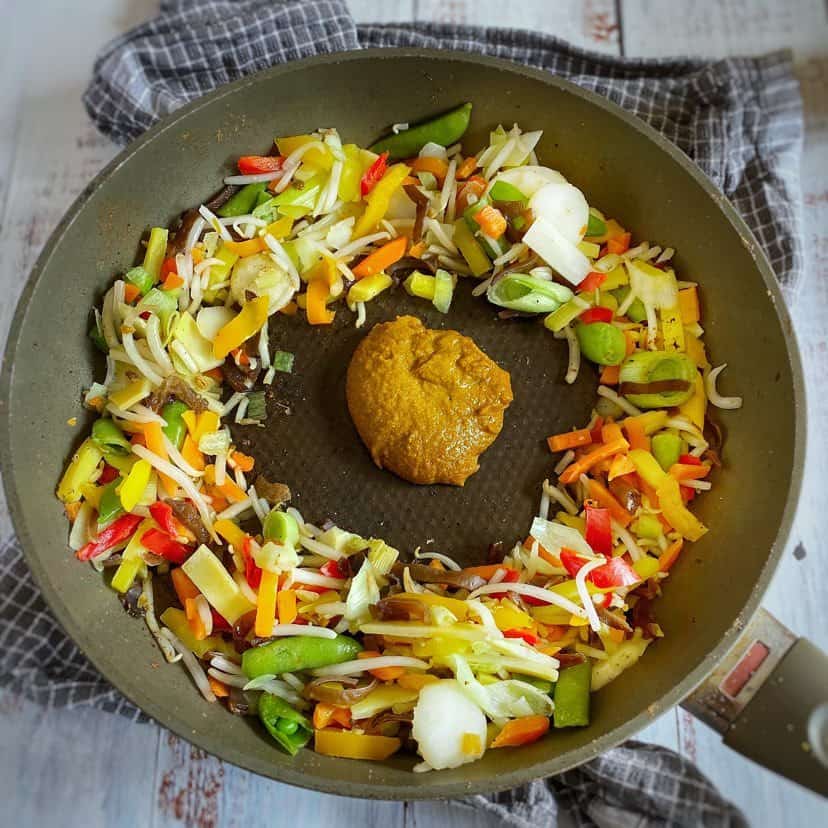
xmin=1 ymin=50 xmax=801 ymax=798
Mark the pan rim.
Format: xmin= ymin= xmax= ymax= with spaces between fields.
xmin=0 ymin=46 xmax=806 ymax=799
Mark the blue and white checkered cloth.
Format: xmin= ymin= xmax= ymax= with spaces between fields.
xmin=3 ymin=1 xmax=806 ymax=825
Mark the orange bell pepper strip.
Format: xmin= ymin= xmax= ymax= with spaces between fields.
xmin=608 ymin=453 xmax=636 ymax=481
xmin=585 ymin=478 xmax=633 ymax=528
xmin=491 ymin=715 xmax=550 ymax=748
xmin=171 ymin=567 xmax=200 ymax=606
xmin=455 ymin=155 xmax=478 ymax=180
xmin=659 ymin=538 xmax=684 ymax=571
xmin=358 ymin=650 xmax=405 ymax=681
xmin=222 ymin=237 xmax=267 ymax=257
xmin=185 ymin=597 xmax=208 ymax=640
xmin=459 ymin=563 xmax=517 ymax=580
xmin=559 ymin=437 xmax=630 ymax=484
xmin=162 ymin=273 xmax=185 ymax=291
xmin=143 ymin=421 xmax=177 ymax=496
xmin=408 ymin=156 xmax=449 ymax=181
xmin=255 ymin=569 xmax=279 ymax=638
xmin=623 ymin=417 xmax=651 ymax=452
xmin=547 ymin=428 xmax=592 ymax=453
xmin=352 ymin=236 xmax=407 ymax=279
xmin=277 ymin=589 xmax=297 ymax=624
xmin=213 ymin=296 xmax=269 ymax=359
xmin=600 ymin=422 xmax=625 ymax=444
xmin=306 ymin=279 xmax=335 ymax=325
xmin=678 ymin=286 xmax=700 ymax=324
xmin=607 ymin=232 xmax=631 ymax=254
xmin=180 ymin=434 xmax=205 ymax=471
xmin=313 ymin=703 xmax=352 ymax=730
xmin=396 ymin=673 xmax=439 ymax=691
xmin=599 ymin=364 xmax=620 ymax=385
xmin=280 ymin=300 xmax=298 ymax=316
xmin=473 ymin=204 xmax=507 ymax=239
xmin=669 ymin=463 xmax=710 ymax=482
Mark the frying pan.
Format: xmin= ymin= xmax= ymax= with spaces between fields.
xmin=2 ymin=49 xmax=827 ymax=799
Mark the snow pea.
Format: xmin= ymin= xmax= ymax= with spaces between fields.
xmin=575 ymin=321 xmax=627 ymax=366
xmin=161 ymin=401 xmax=188 ymax=450
xmin=553 ymin=660 xmax=591 ymax=727
xmin=370 ymin=102 xmax=473 ymax=160
xmin=242 ymin=634 xmax=363 ymax=679
xmin=91 ymin=418 xmax=131 ymax=455
xmin=217 ymin=182 xmax=268 ymax=217
xmin=258 ymin=693 xmax=312 ymax=756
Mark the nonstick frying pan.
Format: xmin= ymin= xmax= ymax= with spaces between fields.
xmin=2 ymin=49 xmax=827 ymax=798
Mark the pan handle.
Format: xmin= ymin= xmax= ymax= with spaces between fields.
xmin=681 ymin=608 xmax=828 ymax=797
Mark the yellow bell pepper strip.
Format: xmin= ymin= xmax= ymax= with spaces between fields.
xmin=397 ymin=673 xmax=439 ymax=691
xmin=222 ymin=237 xmax=267 ymax=257
xmin=143 ymin=421 xmax=177 ymax=497
xmin=352 ymin=236 xmax=407 ymax=279
xmin=678 ymin=286 xmax=700 ymax=324
xmin=683 ymin=330 xmax=710 ymax=370
xmin=624 ymin=410 xmax=669 ymax=436
xmin=57 ymin=439 xmax=104 ymax=503
xmin=314 ymin=728 xmax=401 ymax=760
xmin=108 ymin=378 xmax=153 ymax=411
xmin=116 ymin=460 xmax=150 ymax=514
xmin=347 ymin=272 xmax=393 ymax=305
xmin=276 ymin=134 xmax=332 ymax=170
xmin=213 ymin=296 xmax=269 ymax=359
xmin=181 ymin=545 xmax=255 ymax=623
xmin=608 ymin=453 xmax=636 ymax=481
xmin=656 ymin=476 xmax=708 ymax=541
xmin=338 ymin=144 xmax=365 ymax=202
xmin=142 ymin=227 xmax=168 ymax=284
xmin=491 ymin=715 xmax=550 ymax=748
xmin=110 ymin=517 xmax=155 ymax=593
xmin=403 ymin=271 xmax=436 ymax=300
xmin=492 ymin=600 xmax=536 ymax=632
xmin=264 ymin=215 xmax=293 ymax=239
xmin=194 ymin=410 xmax=219 ymax=441
xmin=353 ymin=163 xmax=411 ymax=238
xmin=214 ymin=518 xmax=248 ymax=551
xmin=255 ymin=569 xmax=279 ymax=637
xmin=159 ymin=607 xmax=237 ymax=659
xmin=678 ymin=372 xmax=707 ymax=430
xmin=313 ymin=702 xmax=352 ymax=730
xmin=277 ymin=589 xmax=297 ymax=624
xmin=558 ymin=437 xmax=629 ymax=485
xmin=180 ymin=434 xmax=205 ymax=471
xmin=306 ymin=278 xmax=335 ymax=325
xmin=633 ymin=554 xmax=661 ymax=580
xmin=661 ymin=303 xmax=685 ymax=352
xmin=453 ymin=218 xmax=492 ymax=276
xmin=627 ymin=448 xmax=668 ymax=489
xmin=395 ymin=591 xmax=470 ymax=620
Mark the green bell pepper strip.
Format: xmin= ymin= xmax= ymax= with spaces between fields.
xmin=370 ymin=102 xmax=472 ymax=160
xmin=619 ymin=351 xmax=697 ymax=409
xmin=272 ymin=350 xmax=294 ymax=373
xmin=255 ymin=188 xmax=273 ymax=208
xmin=575 ymin=321 xmax=627 ymax=366
xmin=91 ymin=418 xmax=131 ymax=455
xmin=586 ymin=213 xmax=607 ymax=237
xmin=217 ymin=182 xmax=268 ymax=218
xmin=489 ymin=180 xmax=527 ymax=203
xmin=262 ymin=510 xmax=300 ymax=547
xmin=553 ymin=660 xmax=591 ymax=727
xmin=242 ymin=634 xmax=363 ymax=679
xmin=97 ymin=477 xmax=124 ymax=527
xmin=142 ymin=227 xmax=169 ymax=284
xmin=125 ymin=265 xmax=154 ymax=296
xmin=89 ymin=316 xmax=108 ymax=353
xmin=487 ymin=274 xmax=573 ymax=314
xmin=651 ymin=432 xmax=683 ymax=471
xmin=161 ymin=401 xmax=188 ymax=449
xmin=258 ymin=693 xmax=313 ymax=756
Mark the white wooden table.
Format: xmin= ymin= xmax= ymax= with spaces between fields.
xmin=1 ymin=1 xmax=826 ymax=825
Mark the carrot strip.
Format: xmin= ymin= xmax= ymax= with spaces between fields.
xmin=599 ymin=364 xmax=620 ymax=385
xmin=600 ymin=422 xmax=625 ymax=444
xmin=409 ymin=156 xmax=449 ymax=181
xmin=185 ymin=597 xmax=207 ymax=640
xmin=559 ymin=437 xmax=630 ymax=485
xmin=143 ymin=421 xmax=177 ymax=496
xmin=491 ymin=715 xmax=550 ymax=748
xmin=659 ymin=538 xmax=684 ymax=571
xmin=624 ymin=418 xmax=650 ymax=452
xmin=162 ymin=273 xmax=185 ymax=291
xmin=547 ymin=428 xmax=592 ymax=453
xmin=352 ymin=236 xmax=407 ymax=279
xmin=171 ymin=567 xmax=200 ymax=606
xmin=586 ymin=478 xmax=633 ymax=528
xmin=607 ymin=232 xmax=631 ymax=254
xmin=255 ymin=569 xmax=279 ymax=638
xmin=473 ymin=204 xmax=507 ymax=239
xmin=358 ymin=650 xmax=406 ymax=681
xmin=123 ymin=283 xmax=141 ymax=304
xmin=208 ymin=675 xmax=230 ymax=698
xmin=669 ymin=463 xmax=710 ymax=482
xmin=455 ymin=155 xmax=478 ymax=180
xmin=231 ymin=451 xmax=255 ymax=472
xmin=180 ymin=434 xmax=205 ymax=471
xmin=460 ymin=564 xmax=516 ymax=580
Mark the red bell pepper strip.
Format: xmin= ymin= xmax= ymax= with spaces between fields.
xmin=76 ymin=513 xmax=142 ymax=561
xmin=160 ymin=257 xmax=177 ymax=280
xmin=678 ymin=454 xmax=702 ymax=466
xmin=584 ymin=504 xmax=613 ymax=555
xmin=320 ymin=559 xmax=349 ymax=579
xmin=360 ymin=151 xmax=389 ymax=196
xmin=141 ymin=528 xmax=191 ymax=564
xmin=589 ymin=416 xmax=605 ymax=444
xmin=149 ymin=501 xmax=178 ymax=537
xmin=577 ymin=271 xmax=607 ymax=293
xmin=211 ymin=608 xmax=232 ymax=632
xmin=488 ymin=568 xmax=521 ymax=599
xmin=579 ymin=306 xmax=613 ymax=324
xmin=503 ymin=628 xmax=539 ymax=645
xmin=237 ymin=155 xmax=284 ymax=175
xmin=242 ymin=536 xmax=262 ymax=589
xmin=559 ymin=549 xmax=639 ymax=589
xmin=98 ymin=463 xmax=120 ymax=485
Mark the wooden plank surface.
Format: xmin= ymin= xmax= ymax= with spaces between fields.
xmin=0 ymin=1 xmax=826 ymax=826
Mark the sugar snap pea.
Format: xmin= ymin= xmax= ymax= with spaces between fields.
xmin=370 ymin=102 xmax=472 ymax=160
xmin=242 ymin=634 xmax=363 ymax=679
xmin=217 ymin=182 xmax=268 ymax=218
xmin=161 ymin=401 xmax=188 ymax=450
xmin=258 ymin=693 xmax=313 ymax=756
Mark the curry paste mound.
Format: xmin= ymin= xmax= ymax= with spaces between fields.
xmin=346 ymin=315 xmax=513 ymax=486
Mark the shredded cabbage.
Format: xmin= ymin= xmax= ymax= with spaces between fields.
xmin=626 ymin=260 xmax=678 ymax=309
xmin=530 ymin=516 xmax=594 ymax=559
xmin=345 ymin=558 xmax=380 ymax=622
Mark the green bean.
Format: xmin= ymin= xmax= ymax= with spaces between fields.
xmin=553 ymin=660 xmax=591 ymax=727
xmin=242 ymin=635 xmax=363 ymax=679
xmin=217 ymin=182 xmax=268 ymax=218
xmin=125 ymin=265 xmax=154 ymax=296
xmin=652 ymin=432 xmax=682 ymax=471
xmin=370 ymin=102 xmax=473 ymax=160
xmin=161 ymin=401 xmax=188 ymax=449
xmin=488 ymin=274 xmax=573 ymax=314
xmin=97 ymin=477 xmax=124 ymax=527
xmin=575 ymin=321 xmax=627 ymax=366
xmin=258 ymin=693 xmax=312 ymax=756
xmin=91 ymin=418 xmax=131 ymax=455
xmin=262 ymin=510 xmax=299 ymax=547
xmin=618 ymin=351 xmax=696 ymax=408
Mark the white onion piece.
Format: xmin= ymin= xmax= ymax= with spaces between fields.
xmin=224 ymin=172 xmax=282 ymax=185
xmin=530 ymin=181 xmax=590 ymax=244
xmin=706 ymin=363 xmax=743 ymax=410
xmin=310 ymin=656 xmax=429 ymax=677
xmin=523 ymin=218 xmax=591 ymax=285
